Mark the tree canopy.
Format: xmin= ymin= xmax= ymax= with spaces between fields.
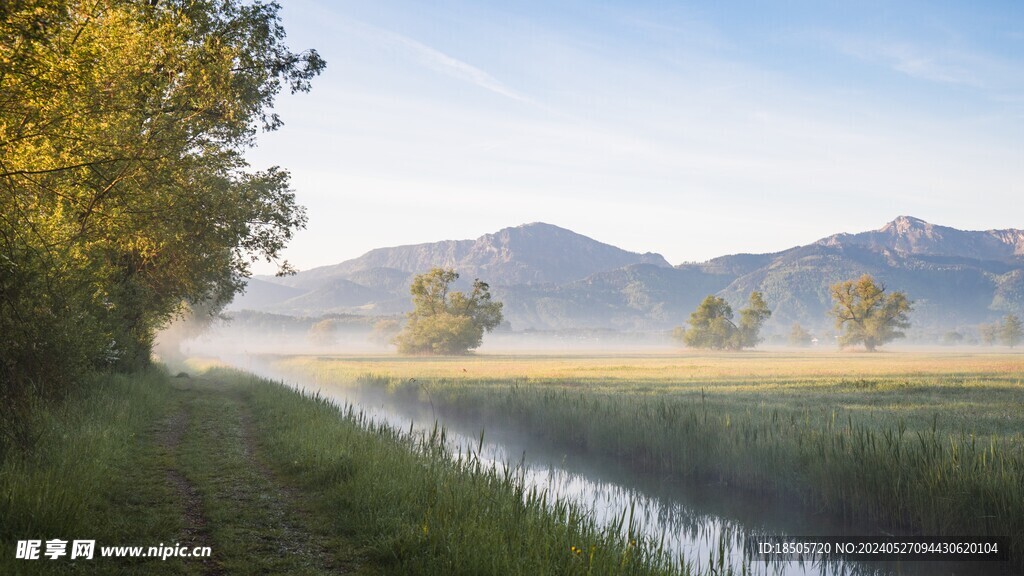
xmin=394 ymin=268 xmax=503 ymax=355
xmin=1 ymin=1 xmax=322 ymax=413
xmin=829 ymin=274 xmax=912 ymax=351
xmin=675 ymin=292 xmax=771 ymax=350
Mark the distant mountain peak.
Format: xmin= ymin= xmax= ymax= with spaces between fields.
xmin=823 ymin=216 xmax=1023 ymax=260
xmin=492 ymin=221 xmax=600 ymax=239
xmin=269 ymin=222 xmax=672 ymax=290
xmin=464 ymin=222 xmax=671 ymax=284
xmin=514 ymin=221 xmax=564 ymax=230
xmin=882 ymin=215 xmax=930 ymax=232
xmin=877 ymin=215 xmax=943 ymax=243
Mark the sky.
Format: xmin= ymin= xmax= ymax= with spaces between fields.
xmin=246 ymin=0 xmax=1024 ymax=274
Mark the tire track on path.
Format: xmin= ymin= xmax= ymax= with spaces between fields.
xmin=159 ymin=397 xmax=224 ymax=576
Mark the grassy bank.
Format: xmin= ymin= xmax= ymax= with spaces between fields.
xmin=1 ymin=366 xmax=703 ymax=575
xmin=272 ymin=351 xmax=1024 ymax=567
xmin=0 ymin=370 xmax=200 ymax=574
xmin=0 ymin=369 xmax=355 ymax=575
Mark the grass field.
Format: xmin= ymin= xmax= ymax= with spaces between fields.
xmin=4 ymin=351 xmax=1020 ymax=574
xmin=0 ymin=366 xmax=696 ymax=575
xmin=267 ymin=350 xmax=1024 ymax=569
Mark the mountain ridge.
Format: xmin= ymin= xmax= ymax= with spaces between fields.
xmin=818 ymin=215 xmax=1024 ymax=261
xmin=268 ymin=222 xmax=672 ymax=290
xmin=236 ymin=217 xmax=1024 ymax=333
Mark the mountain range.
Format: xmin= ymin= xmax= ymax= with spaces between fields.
xmin=232 ymin=217 xmax=1024 ymax=333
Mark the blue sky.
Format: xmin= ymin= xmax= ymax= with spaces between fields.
xmin=247 ymin=0 xmax=1024 ymax=273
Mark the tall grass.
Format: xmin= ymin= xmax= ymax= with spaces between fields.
xmin=272 ymin=354 xmax=1024 ymax=569
xmin=1 ymin=364 xmax=745 ymax=575
xmin=236 ymin=368 xmax=728 ymax=575
xmin=0 ymin=369 xmax=185 ymax=574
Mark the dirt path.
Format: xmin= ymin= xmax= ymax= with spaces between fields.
xmin=159 ymin=378 xmax=347 ymax=575
xmin=235 ymin=397 xmax=343 ymax=572
xmin=159 ymin=400 xmax=224 ymax=575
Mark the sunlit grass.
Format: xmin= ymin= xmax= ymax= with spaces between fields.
xmin=274 ymin=350 xmax=1022 ymax=382
xmin=278 ymin=351 xmax=1024 ymax=437
xmin=0 ymin=370 xmax=189 ymax=575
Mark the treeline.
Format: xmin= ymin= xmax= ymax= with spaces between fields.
xmin=676 ymin=274 xmax=912 ymax=351
xmin=0 ymin=0 xmax=322 ymax=445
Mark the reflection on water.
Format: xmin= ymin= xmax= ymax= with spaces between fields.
xmin=231 ymin=355 xmax=1009 ymax=576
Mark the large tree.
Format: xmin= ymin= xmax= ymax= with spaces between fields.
xmin=1 ymin=1 xmax=322 ymax=409
xmin=1001 ymin=314 xmax=1022 ymax=348
xmin=736 ymin=291 xmax=772 ymax=348
xmin=675 ymin=292 xmax=771 ymax=350
xmin=394 ymin=268 xmax=503 ymax=355
xmin=829 ymin=274 xmax=912 ymax=351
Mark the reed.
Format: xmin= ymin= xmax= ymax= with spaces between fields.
xmin=238 ymin=368 xmax=728 ymax=575
xmin=274 ymin=352 xmax=1024 ymax=568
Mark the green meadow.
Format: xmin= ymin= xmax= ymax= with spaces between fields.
xmin=1 ymin=367 xmax=693 ymax=575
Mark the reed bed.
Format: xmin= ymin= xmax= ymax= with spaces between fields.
xmin=238 ymin=368 xmax=734 ymax=575
xmin=274 ymin=352 xmax=1024 ymax=568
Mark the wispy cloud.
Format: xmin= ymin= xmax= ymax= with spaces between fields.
xmin=880 ymin=46 xmax=980 ymax=86
xmin=806 ymin=29 xmax=1024 ymax=127
xmin=349 ymin=19 xmax=536 ymax=105
xmin=830 ymin=36 xmax=986 ymax=88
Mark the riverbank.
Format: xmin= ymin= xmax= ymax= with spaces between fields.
xmin=0 ymin=367 xmax=687 ymax=575
xmin=268 ymin=351 xmax=1024 ymax=571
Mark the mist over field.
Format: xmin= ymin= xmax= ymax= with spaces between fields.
xmin=165 ymin=319 xmax=1003 ymax=362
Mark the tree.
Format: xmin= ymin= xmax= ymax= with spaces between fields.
xmin=737 ymin=291 xmax=772 ymax=348
xmin=308 ymin=319 xmax=339 ymax=347
xmin=394 ymin=269 xmax=503 ymax=355
xmin=676 ymin=292 xmax=771 ymax=350
xmin=0 ymin=0 xmax=323 ymax=425
xmin=1001 ymin=314 xmax=1022 ymax=348
xmin=979 ymin=322 xmax=999 ymax=346
xmin=677 ymin=296 xmax=734 ymax=350
xmin=829 ymin=274 xmax=912 ymax=351
xmin=788 ymin=323 xmax=813 ymax=347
